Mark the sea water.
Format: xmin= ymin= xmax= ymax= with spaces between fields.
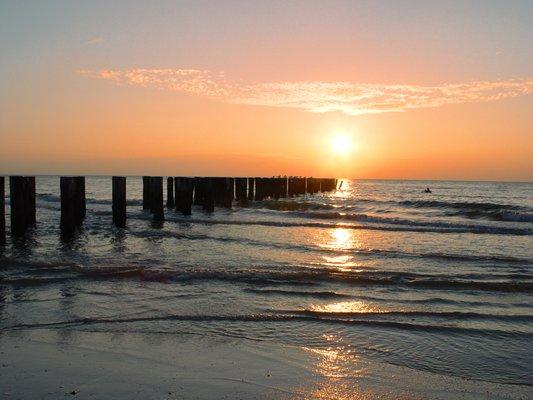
xmin=0 ymin=177 xmax=532 ymax=387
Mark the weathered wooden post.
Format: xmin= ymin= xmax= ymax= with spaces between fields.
xmin=149 ymin=177 xmax=164 ymax=221
xmin=9 ymin=176 xmax=35 ymax=236
xmin=227 ymin=178 xmax=235 ymax=208
xmin=280 ymin=177 xmax=288 ymax=198
xmin=193 ymin=177 xmax=202 ymax=205
xmin=202 ymin=178 xmax=215 ymax=212
xmin=0 ymin=177 xmax=5 ymax=244
xmin=166 ymin=177 xmax=174 ymax=208
xmin=235 ymin=178 xmax=247 ymax=205
xmin=288 ymin=177 xmax=295 ymax=197
xmin=175 ymin=177 xmax=194 ymax=215
xmin=60 ymin=177 xmax=75 ymax=237
xmin=271 ymin=178 xmax=279 ymax=199
xmin=213 ymin=178 xmax=224 ymax=207
xmin=254 ymin=178 xmax=263 ymax=201
xmin=268 ymin=178 xmax=276 ymax=199
xmin=260 ymin=178 xmax=269 ymax=200
xmin=75 ymin=176 xmax=86 ymax=222
xmin=307 ymin=177 xmax=317 ymax=194
xmin=247 ymin=178 xmax=255 ymax=201
xmin=142 ymin=176 xmax=151 ymax=210
xmin=60 ymin=177 xmax=85 ymax=237
xmin=223 ymin=177 xmax=234 ymax=208
xmin=9 ymin=176 xmax=25 ymax=236
xmin=112 ymin=177 xmax=127 ymax=228
xmin=327 ymin=178 xmax=336 ymax=191
xmin=26 ymin=177 xmax=36 ymax=225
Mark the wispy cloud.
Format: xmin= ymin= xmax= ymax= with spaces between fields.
xmin=86 ymin=36 xmax=105 ymax=45
xmin=79 ymin=68 xmax=533 ymax=116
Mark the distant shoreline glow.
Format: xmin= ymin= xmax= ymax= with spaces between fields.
xmin=79 ymin=68 xmax=533 ymax=116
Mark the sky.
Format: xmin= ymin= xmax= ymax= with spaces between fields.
xmin=0 ymin=0 xmax=532 ymax=180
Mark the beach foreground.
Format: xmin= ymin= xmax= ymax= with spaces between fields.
xmin=1 ymin=329 xmax=529 ymax=400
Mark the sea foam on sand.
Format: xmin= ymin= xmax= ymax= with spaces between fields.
xmin=0 ymin=330 xmax=529 ymax=400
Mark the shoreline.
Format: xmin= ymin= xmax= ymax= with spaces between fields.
xmin=1 ymin=329 xmax=530 ymax=400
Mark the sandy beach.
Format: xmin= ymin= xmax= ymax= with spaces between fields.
xmin=1 ymin=328 xmax=530 ymax=400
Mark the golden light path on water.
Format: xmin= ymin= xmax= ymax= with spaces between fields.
xmin=288 ymin=181 xmax=392 ymax=398
xmin=316 ymin=181 xmax=369 ymax=272
xmin=291 ymin=334 xmax=383 ymax=400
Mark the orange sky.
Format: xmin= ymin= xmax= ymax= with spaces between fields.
xmin=0 ymin=1 xmax=532 ymax=181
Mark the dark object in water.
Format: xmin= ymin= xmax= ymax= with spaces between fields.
xmin=9 ymin=176 xmax=36 ymax=236
xmin=149 ymin=177 xmax=164 ymax=221
xmin=60 ymin=177 xmax=86 ymax=237
xmin=0 ymin=176 xmax=4 ymax=244
xmin=112 ymin=177 xmax=127 ymax=228
xmin=142 ymin=176 xmax=151 ymax=210
xmin=166 ymin=177 xmax=174 ymax=208
xmin=175 ymin=177 xmax=194 ymax=215
xmin=424 ymin=187 xmax=432 ymax=193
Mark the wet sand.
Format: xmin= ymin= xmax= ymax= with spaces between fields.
xmin=1 ymin=330 xmax=529 ymax=400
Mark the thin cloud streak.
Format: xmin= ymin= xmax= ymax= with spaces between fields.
xmin=86 ymin=36 xmax=105 ymax=45
xmin=79 ymin=68 xmax=533 ymax=116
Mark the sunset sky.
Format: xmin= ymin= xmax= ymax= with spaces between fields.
xmin=1 ymin=0 xmax=532 ymax=180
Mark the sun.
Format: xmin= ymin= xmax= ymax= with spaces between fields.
xmin=331 ymin=134 xmax=354 ymax=155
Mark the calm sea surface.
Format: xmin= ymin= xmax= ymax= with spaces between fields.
xmin=1 ymin=177 xmax=532 ymax=386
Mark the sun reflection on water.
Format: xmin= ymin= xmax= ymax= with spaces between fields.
xmin=309 ymin=300 xmax=382 ymax=314
xmin=319 ymin=227 xmax=366 ymax=271
xmin=294 ymin=334 xmax=374 ymax=400
xmin=330 ymin=179 xmax=353 ymax=200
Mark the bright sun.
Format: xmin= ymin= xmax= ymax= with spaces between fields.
xmin=331 ymin=134 xmax=354 ymax=155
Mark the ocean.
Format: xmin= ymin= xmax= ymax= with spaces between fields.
xmin=1 ymin=177 xmax=532 ymax=397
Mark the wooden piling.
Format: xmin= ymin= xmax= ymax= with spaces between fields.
xmin=60 ymin=177 xmax=75 ymax=236
xmin=298 ymin=177 xmax=306 ymax=196
xmin=271 ymin=178 xmax=279 ymax=199
xmin=9 ymin=176 xmax=25 ymax=236
xmin=193 ymin=177 xmax=203 ymax=206
xmin=288 ymin=177 xmax=296 ymax=197
xmin=0 ymin=177 xmax=5 ymax=244
xmin=307 ymin=177 xmax=319 ymax=194
xmin=235 ymin=178 xmax=248 ymax=204
xmin=223 ymin=177 xmax=234 ymax=208
xmin=254 ymin=178 xmax=264 ymax=201
xmin=60 ymin=177 xmax=85 ymax=237
xmin=289 ymin=177 xmax=305 ymax=197
xmin=149 ymin=177 xmax=164 ymax=221
xmin=166 ymin=177 xmax=174 ymax=208
xmin=202 ymin=178 xmax=215 ymax=212
xmin=279 ymin=177 xmax=288 ymax=198
xmin=26 ymin=177 xmax=36 ymax=225
xmin=174 ymin=177 xmax=194 ymax=215
xmin=142 ymin=176 xmax=151 ymax=210
xmin=213 ymin=178 xmax=225 ymax=207
xmin=247 ymin=178 xmax=255 ymax=201
xmin=9 ymin=176 xmax=35 ymax=236
xmin=112 ymin=177 xmax=127 ymax=228
xmin=75 ymin=176 xmax=86 ymax=222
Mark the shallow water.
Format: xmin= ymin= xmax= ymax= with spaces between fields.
xmin=1 ymin=177 xmax=532 ymax=387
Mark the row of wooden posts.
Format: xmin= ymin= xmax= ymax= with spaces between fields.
xmin=0 ymin=176 xmax=338 ymax=242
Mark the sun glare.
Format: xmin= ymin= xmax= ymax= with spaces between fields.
xmin=331 ymin=134 xmax=354 ymax=155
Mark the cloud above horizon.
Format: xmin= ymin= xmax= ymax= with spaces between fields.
xmin=79 ymin=68 xmax=533 ymax=116
xmin=86 ymin=36 xmax=105 ymax=45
